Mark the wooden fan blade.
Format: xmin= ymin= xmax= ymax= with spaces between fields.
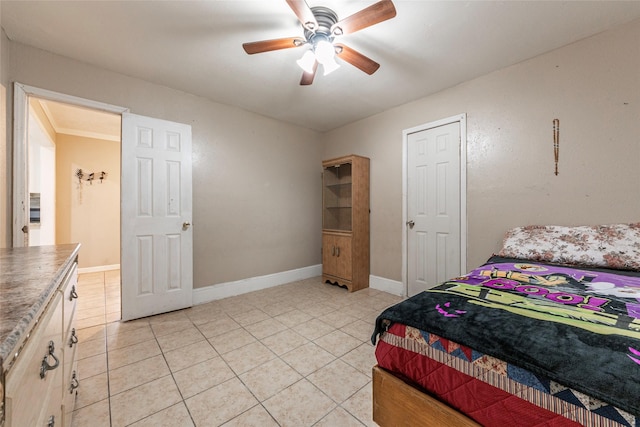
xmin=331 ymin=0 xmax=396 ymax=36
xmin=335 ymin=44 xmax=380 ymax=75
xmin=300 ymin=61 xmax=318 ymax=85
xmin=243 ymin=37 xmax=305 ymax=54
xmin=286 ymin=0 xmax=318 ymax=31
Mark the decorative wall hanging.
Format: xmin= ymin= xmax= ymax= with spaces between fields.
xmin=75 ymin=169 xmax=108 ymax=205
xmin=75 ymin=169 xmax=107 ymax=185
xmin=553 ymin=119 xmax=560 ymax=176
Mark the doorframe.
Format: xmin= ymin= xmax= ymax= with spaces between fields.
xmin=401 ymin=113 xmax=467 ymax=297
xmin=12 ymin=82 xmax=129 ymax=247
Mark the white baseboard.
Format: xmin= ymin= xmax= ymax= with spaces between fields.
xmin=193 ymin=264 xmax=323 ymax=305
xmin=369 ymin=275 xmax=404 ymax=297
xmin=78 ymin=264 xmax=120 ymax=274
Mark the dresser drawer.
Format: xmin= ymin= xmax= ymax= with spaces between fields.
xmin=62 ymin=355 xmax=79 ymax=427
xmin=61 ymin=262 xmax=78 ymax=339
xmin=37 ymin=377 xmax=63 ymax=427
xmin=63 ymin=306 xmax=78 ymax=358
xmin=4 ymin=293 xmax=64 ymax=427
xmin=61 ymin=263 xmax=79 ymax=427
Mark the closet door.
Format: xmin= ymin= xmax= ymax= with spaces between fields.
xmin=406 ymin=121 xmax=461 ymax=297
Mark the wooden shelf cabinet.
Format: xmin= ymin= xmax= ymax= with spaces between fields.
xmin=322 ymin=155 xmax=370 ymax=292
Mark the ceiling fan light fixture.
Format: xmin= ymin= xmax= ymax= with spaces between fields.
xmin=243 ymin=0 xmax=397 ymax=85
xmin=296 ymin=50 xmax=316 ymax=73
xmin=322 ymin=57 xmax=340 ymax=75
xmin=314 ymin=39 xmax=335 ymax=65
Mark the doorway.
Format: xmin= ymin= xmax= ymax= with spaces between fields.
xmin=26 ymin=96 xmax=123 ymax=324
xmin=402 ymin=114 xmax=467 ymax=297
xmin=14 ymin=83 xmax=194 ymax=321
xmin=28 ymin=97 xmax=121 ymax=258
xmin=13 ymin=83 xmax=129 ymax=247
xmin=15 ymin=83 xmax=127 ymax=325
xmin=27 ymin=101 xmax=55 ymax=246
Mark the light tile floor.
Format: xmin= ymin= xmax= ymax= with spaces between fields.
xmin=71 ymin=271 xmax=402 ymax=427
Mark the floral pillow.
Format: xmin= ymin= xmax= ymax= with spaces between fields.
xmin=497 ymin=223 xmax=640 ymax=271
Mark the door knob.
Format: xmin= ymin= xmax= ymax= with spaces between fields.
xmin=406 ymin=220 xmax=415 ymax=229
xmin=182 ymin=222 xmax=191 ymax=230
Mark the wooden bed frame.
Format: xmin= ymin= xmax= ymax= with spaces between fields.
xmin=372 ymin=365 xmax=480 ymax=427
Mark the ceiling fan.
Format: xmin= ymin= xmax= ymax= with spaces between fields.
xmin=242 ymin=0 xmax=396 ymax=85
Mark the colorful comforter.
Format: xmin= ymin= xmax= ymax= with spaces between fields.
xmin=372 ymin=257 xmax=640 ymax=417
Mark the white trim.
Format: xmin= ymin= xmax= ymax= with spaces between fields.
xmin=78 ymin=264 xmax=121 ymax=274
xmin=369 ymin=275 xmax=404 ymax=297
xmin=56 ymin=128 xmax=120 ymax=142
xmin=12 ymin=82 xmax=128 ymax=247
xmin=193 ymin=264 xmax=322 ymax=305
xmin=459 ymin=116 xmax=468 ymax=274
xmin=401 ymin=113 xmax=468 ymax=297
xmin=13 ymin=84 xmax=29 ymax=247
xmin=16 ymin=83 xmax=129 ymax=114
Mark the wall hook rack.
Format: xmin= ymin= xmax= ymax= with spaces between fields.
xmin=75 ymin=169 xmax=107 ymax=185
xmin=553 ymin=119 xmax=560 ymax=176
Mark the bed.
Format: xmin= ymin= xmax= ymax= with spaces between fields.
xmin=371 ymin=224 xmax=640 ymax=426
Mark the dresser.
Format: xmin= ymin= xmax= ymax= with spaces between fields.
xmin=0 ymin=244 xmax=81 ymax=427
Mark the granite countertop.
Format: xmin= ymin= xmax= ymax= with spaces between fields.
xmin=0 ymin=243 xmax=81 ymax=372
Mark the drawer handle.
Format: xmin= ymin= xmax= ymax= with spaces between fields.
xmin=69 ymin=328 xmax=79 ymax=347
xmin=48 ymin=415 xmax=55 ymax=427
xmin=69 ymin=371 xmax=80 ymax=394
xmin=40 ymin=341 xmax=60 ymax=379
xmin=69 ymin=285 xmax=78 ymax=301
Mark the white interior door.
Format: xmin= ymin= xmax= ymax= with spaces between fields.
xmin=121 ymin=113 xmax=193 ymax=320
xmin=407 ymin=121 xmax=461 ymax=297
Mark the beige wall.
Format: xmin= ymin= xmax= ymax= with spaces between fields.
xmin=7 ymin=41 xmax=323 ymax=288
xmin=323 ymin=18 xmax=640 ymax=282
xmin=55 ymin=134 xmax=120 ymax=268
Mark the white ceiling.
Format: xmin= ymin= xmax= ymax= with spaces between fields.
xmin=37 ymin=99 xmax=121 ymax=141
xmin=4 ymin=1 xmax=640 ymax=132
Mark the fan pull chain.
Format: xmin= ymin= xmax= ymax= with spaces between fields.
xmin=553 ymin=119 xmax=560 ymax=176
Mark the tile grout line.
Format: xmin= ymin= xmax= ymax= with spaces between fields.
xmin=144 ymin=318 xmax=197 ymax=427
xmin=101 ymin=271 xmax=114 ymax=427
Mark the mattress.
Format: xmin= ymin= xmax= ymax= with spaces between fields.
xmin=376 ymin=322 xmax=635 ymax=426
xmin=372 ymin=256 xmax=640 ymax=426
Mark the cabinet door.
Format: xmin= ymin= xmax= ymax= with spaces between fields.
xmin=323 ymin=162 xmax=353 ymax=232
xmin=322 ymin=234 xmax=337 ymax=277
xmin=334 ymin=234 xmax=352 ymax=281
xmin=323 ymin=233 xmax=352 ymax=281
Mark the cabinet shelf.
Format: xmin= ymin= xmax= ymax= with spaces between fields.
xmin=325 ymin=182 xmax=352 ymax=189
